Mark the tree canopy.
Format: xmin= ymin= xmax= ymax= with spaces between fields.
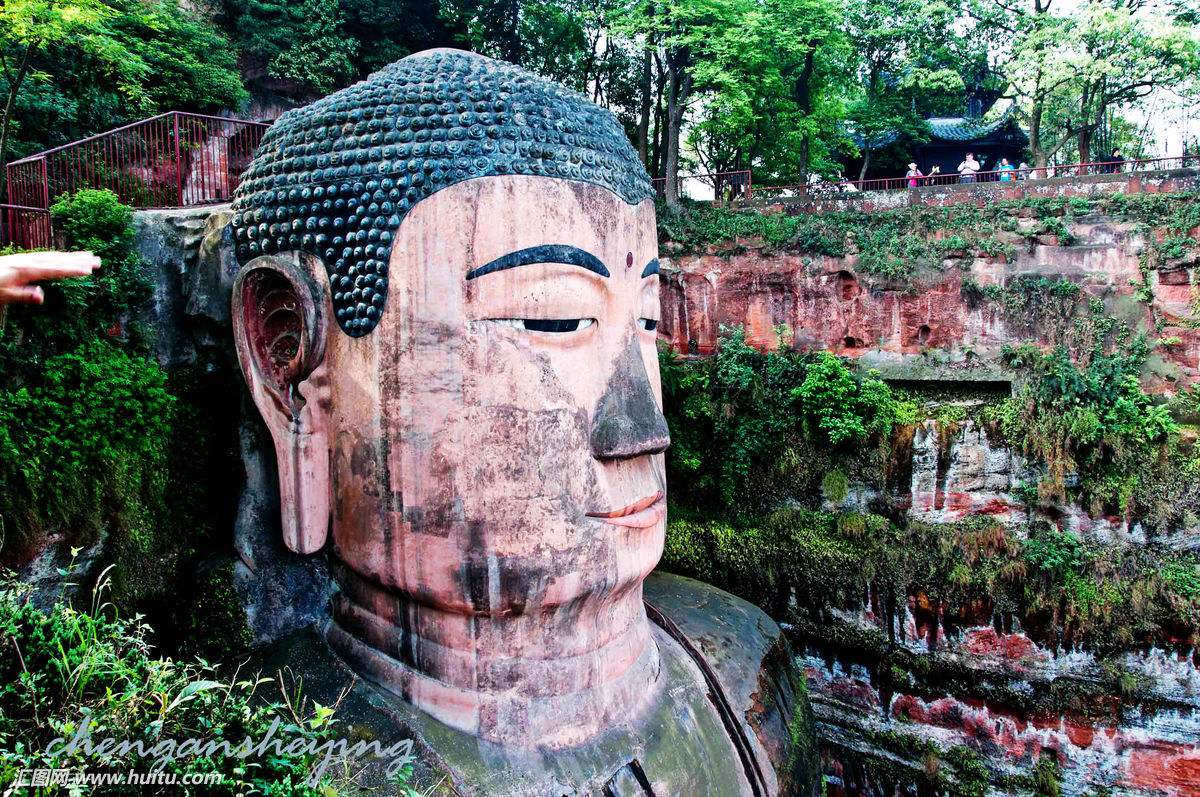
xmin=2 ymin=0 xmax=1197 ymax=200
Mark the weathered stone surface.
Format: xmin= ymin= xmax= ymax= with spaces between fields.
xmin=644 ymin=572 xmax=819 ymax=796
xmin=801 ymin=610 xmax=1200 ymax=797
xmin=659 ymin=210 xmax=1200 ymax=392
xmin=258 ymin=573 xmax=813 ymax=796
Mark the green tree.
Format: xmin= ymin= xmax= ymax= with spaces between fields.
xmin=0 ymin=0 xmax=116 ymax=168
xmin=844 ymin=0 xmax=973 ymax=179
xmin=1 ymin=0 xmax=246 ymax=165
xmin=687 ymin=0 xmax=852 ymax=185
xmin=980 ymin=0 xmax=1199 ymax=169
xmin=222 ymin=0 xmax=356 ymax=97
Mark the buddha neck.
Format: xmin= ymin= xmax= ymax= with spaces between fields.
xmin=326 ymin=562 xmax=661 ymax=748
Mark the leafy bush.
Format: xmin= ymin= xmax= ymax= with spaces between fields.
xmin=49 ymin=189 xmax=136 ymax=261
xmin=989 ymin=316 xmax=1176 ymax=516
xmin=793 ymin=352 xmax=907 ymax=446
xmin=660 ymin=328 xmax=913 ymax=515
xmin=1023 ymin=528 xmax=1085 ymax=578
xmin=0 ymin=571 xmax=420 ymax=795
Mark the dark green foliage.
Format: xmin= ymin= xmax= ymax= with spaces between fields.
xmin=0 ymin=339 xmax=174 ymax=552
xmin=220 ymin=0 xmax=459 ymax=99
xmin=1022 ymin=527 xmax=1085 ymax=578
xmin=220 ymin=0 xmax=357 ymax=96
xmin=659 ymin=328 xmax=913 ymax=515
xmin=1 ymin=191 xmax=167 ymax=554
xmin=2 ymin=0 xmax=247 ymax=164
xmin=0 ymin=573 xmax=407 ymax=794
xmin=1 ymin=190 xmax=244 ymax=653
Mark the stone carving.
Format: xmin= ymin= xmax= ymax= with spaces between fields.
xmin=231 ymin=49 xmax=650 ymax=336
xmin=230 ymin=49 xmax=812 ymax=794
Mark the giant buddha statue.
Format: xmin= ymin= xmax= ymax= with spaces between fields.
xmin=229 ymin=49 xmax=814 ymax=796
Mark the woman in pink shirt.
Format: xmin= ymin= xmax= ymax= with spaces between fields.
xmin=906 ymin=162 xmax=925 ymax=188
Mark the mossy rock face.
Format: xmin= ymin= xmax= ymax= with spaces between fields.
xmin=644 ymin=571 xmax=820 ymax=796
xmin=180 ymin=558 xmax=253 ymax=661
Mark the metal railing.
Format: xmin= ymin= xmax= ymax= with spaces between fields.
xmin=652 ymin=170 xmax=753 ymax=202
xmin=752 ymin=155 xmax=1198 ymax=199
xmin=4 ymin=111 xmax=271 ymax=232
xmin=0 ymin=204 xmax=52 ymax=250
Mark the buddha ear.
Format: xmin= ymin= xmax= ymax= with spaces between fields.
xmin=232 ymin=254 xmax=332 ymax=554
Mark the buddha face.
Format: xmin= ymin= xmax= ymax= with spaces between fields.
xmin=233 ymin=174 xmax=668 ymax=624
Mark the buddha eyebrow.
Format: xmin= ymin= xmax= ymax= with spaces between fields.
xmin=641 ymin=259 xmax=659 ymax=278
xmin=465 ymin=244 xmax=610 ymax=280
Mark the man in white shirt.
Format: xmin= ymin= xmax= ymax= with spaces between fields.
xmin=957 ymin=152 xmax=980 ymax=184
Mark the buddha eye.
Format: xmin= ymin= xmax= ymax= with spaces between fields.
xmin=491 ymin=318 xmax=595 ymax=333
xmin=638 ymin=318 xmax=658 ymax=332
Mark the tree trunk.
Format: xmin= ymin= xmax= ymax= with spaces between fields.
xmin=1029 ymin=101 xmax=1048 ymax=173
xmin=636 ymin=46 xmax=651 ymax=165
xmin=858 ymin=148 xmax=872 ymax=182
xmin=792 ymin=48 xmax=817 ymax=181
xmin=651 ymin=52 xmax=666 ymax=180
xmin=0 ymin=46 xmax=36 ymax=197
xmin=663 ymin=47 xmax=691 ymax=209
xmin=1076 ymin=83 xmax=1093 ymax=171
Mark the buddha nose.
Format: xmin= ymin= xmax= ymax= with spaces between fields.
xmin=590 ymin=336 xmax=671 ymax=459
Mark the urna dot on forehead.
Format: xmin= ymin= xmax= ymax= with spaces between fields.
xmin=230 ymin=48 xmax=655 ymax=337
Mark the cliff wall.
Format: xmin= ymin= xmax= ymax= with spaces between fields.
xmin=657 ymin=184 xmax=1200 ymax=796
xmin=660 ymin=191 xmax=1200 ymax=393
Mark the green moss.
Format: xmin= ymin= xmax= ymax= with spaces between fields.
xmin=181 ymin=560 xmax=253 ymax=661
xmin=821 ymin=469 xmax=850 ymax=504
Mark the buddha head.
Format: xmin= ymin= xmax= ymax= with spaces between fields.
xmin=229 ymin=50 xmax=669 ymax=747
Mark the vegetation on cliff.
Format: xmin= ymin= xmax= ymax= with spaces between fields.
xmin=0 ymin=190 xmax=243 ymax=653
xmin=987 ymin=313 xmax=1178 ymax=519
xmin=661 ymin=326 xmax=916 ymax=515
xmin=658 ymin=192 xmax=1200 ymax=284
xmin=659 ymin=325 xmax=1199 ymax=659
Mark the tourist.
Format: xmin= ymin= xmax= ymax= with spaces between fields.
xmin=1017 ymin=162 xmax=1031 ymax=180
xmin=1103 ymin=148 xmax=1124 ymax=174
xmin=998 ymin=158 xmax=1016 ymax=181
xmin=957 ymin=152 xmax=980 ymax=184
xmin=0 ymin=251 xmax=99 ymax=306
xmin=905 ymin=162 xmax=925 ymax=188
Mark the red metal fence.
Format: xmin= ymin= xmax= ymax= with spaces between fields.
xmin=0 ymin=204 xmax=52 ymax=250
xmin=3 ymin=111 xmax=270 ymax=247
xmin=752 ymin=155 xmax=1198 ymax=200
